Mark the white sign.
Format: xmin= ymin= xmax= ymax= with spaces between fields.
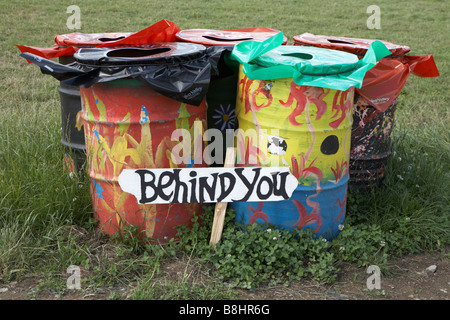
xmin=118 ymin=167 xmax=298 ymax=204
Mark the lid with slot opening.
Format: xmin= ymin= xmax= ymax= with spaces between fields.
xmin=293 ymin=33 xmax=410 ymax=57
xmin=230 ymin=32 xmax=392 ymax=91
xmin=16 ymin=20 xmax=181 ymax=60
xmin=55 ymin=32 xmax=134 ymax=48
xmin=20 ymin=40 xmax=222 ymax=105
xmin=254 ymin=45 xmax=359 ymax=75
xmin=73 ymin=42 xmax=206 ymax=66
xmin=175 ymin=28 xmax=288 ymax=46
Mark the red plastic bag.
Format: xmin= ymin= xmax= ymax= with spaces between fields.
xmin=14 ymin=44 xmax=77 ymax=61
xmin=293 ymin=33 xmax=439 ymax=112
xmin=357 ymin=54 xmax=438 ymax=111
xmin=15 ymin=19 xmax=180 ymax=60
xmin=357 ymin=58 xmax=409 ymax=111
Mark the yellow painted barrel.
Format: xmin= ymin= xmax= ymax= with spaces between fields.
xmin=232 ymin=64 xmax=354 ymax=240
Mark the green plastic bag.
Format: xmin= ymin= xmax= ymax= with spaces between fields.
xmin=230 ymin=32 xmax=391 ymax=91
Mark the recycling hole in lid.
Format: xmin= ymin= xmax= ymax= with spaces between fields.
xmin=106 ymin=47 xmax=171 ymax=58
xmin=327 ymin=39 xmax=356 ymax=45
xmin=201 ymin=35 xmax=253 ymax=42
xmin=281 ymin=52 xmax=313 ymax=60
xmin=98 ymin=36 xmax=126 ymax=42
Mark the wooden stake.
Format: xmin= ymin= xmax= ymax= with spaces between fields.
xmin=209 ymin=147 xmax=235 ymax=250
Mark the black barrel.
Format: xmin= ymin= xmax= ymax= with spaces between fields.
xmin=58 ymin=55 xmax=85 ymax=174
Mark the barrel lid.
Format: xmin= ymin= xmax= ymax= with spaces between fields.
xmin=293 ymin=33 xmax=410 ymax=57
xmin=54 ymin=32 xmax=133 ymax=48
xmin=175 ymin=28 xmax=288 ymax=46
xmin=73 ymin=42 xmax=207 ymax=66
xmin=254 ymin=45 xmax=360 ymax=75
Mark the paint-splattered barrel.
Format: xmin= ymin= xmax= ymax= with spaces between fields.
xmin=350 ymin=95 xmax=397 ymax=188
xmin=231 ymin=65 xmax=353 ymax=240
xmin=74 ymin=44 xmax=209 ymax=243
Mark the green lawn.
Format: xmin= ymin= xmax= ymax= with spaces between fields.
xmin=0 ymin=0 xmax=448 ymax=299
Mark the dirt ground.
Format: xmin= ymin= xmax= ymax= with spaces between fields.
xmin=238 ymin=251 xmax=449 ymax=300
xmin=0 ymin=248 xmax=448 ymax=301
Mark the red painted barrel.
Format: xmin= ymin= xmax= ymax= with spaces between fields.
xmin=75 ymin=44 xmax=209 ymax=243
xmin=16 ymin=20 xmax=181 ymax=175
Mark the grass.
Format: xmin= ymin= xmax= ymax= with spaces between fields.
xmin=0 ymin=0 xmax=448 ymax=299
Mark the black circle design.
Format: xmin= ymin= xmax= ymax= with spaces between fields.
xmin=320 ymin=135 xmax=339 ymax=155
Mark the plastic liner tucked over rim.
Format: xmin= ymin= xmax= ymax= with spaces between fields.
xmin=20 ymin=42 xmax=230 ymax=106
xmin=15 ymin=19 xmax=181 ymax=60
xmin=230 ymin=32 xmax=392 ymax=91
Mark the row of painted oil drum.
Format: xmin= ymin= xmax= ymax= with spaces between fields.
xmin=43 ymin=28 xmax=437 ymax=190
xmin=18 ymin=25 xmax=439 ymax=243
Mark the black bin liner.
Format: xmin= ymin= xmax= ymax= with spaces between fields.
xmin=20 ymin=42 xmax=229 ymax=106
